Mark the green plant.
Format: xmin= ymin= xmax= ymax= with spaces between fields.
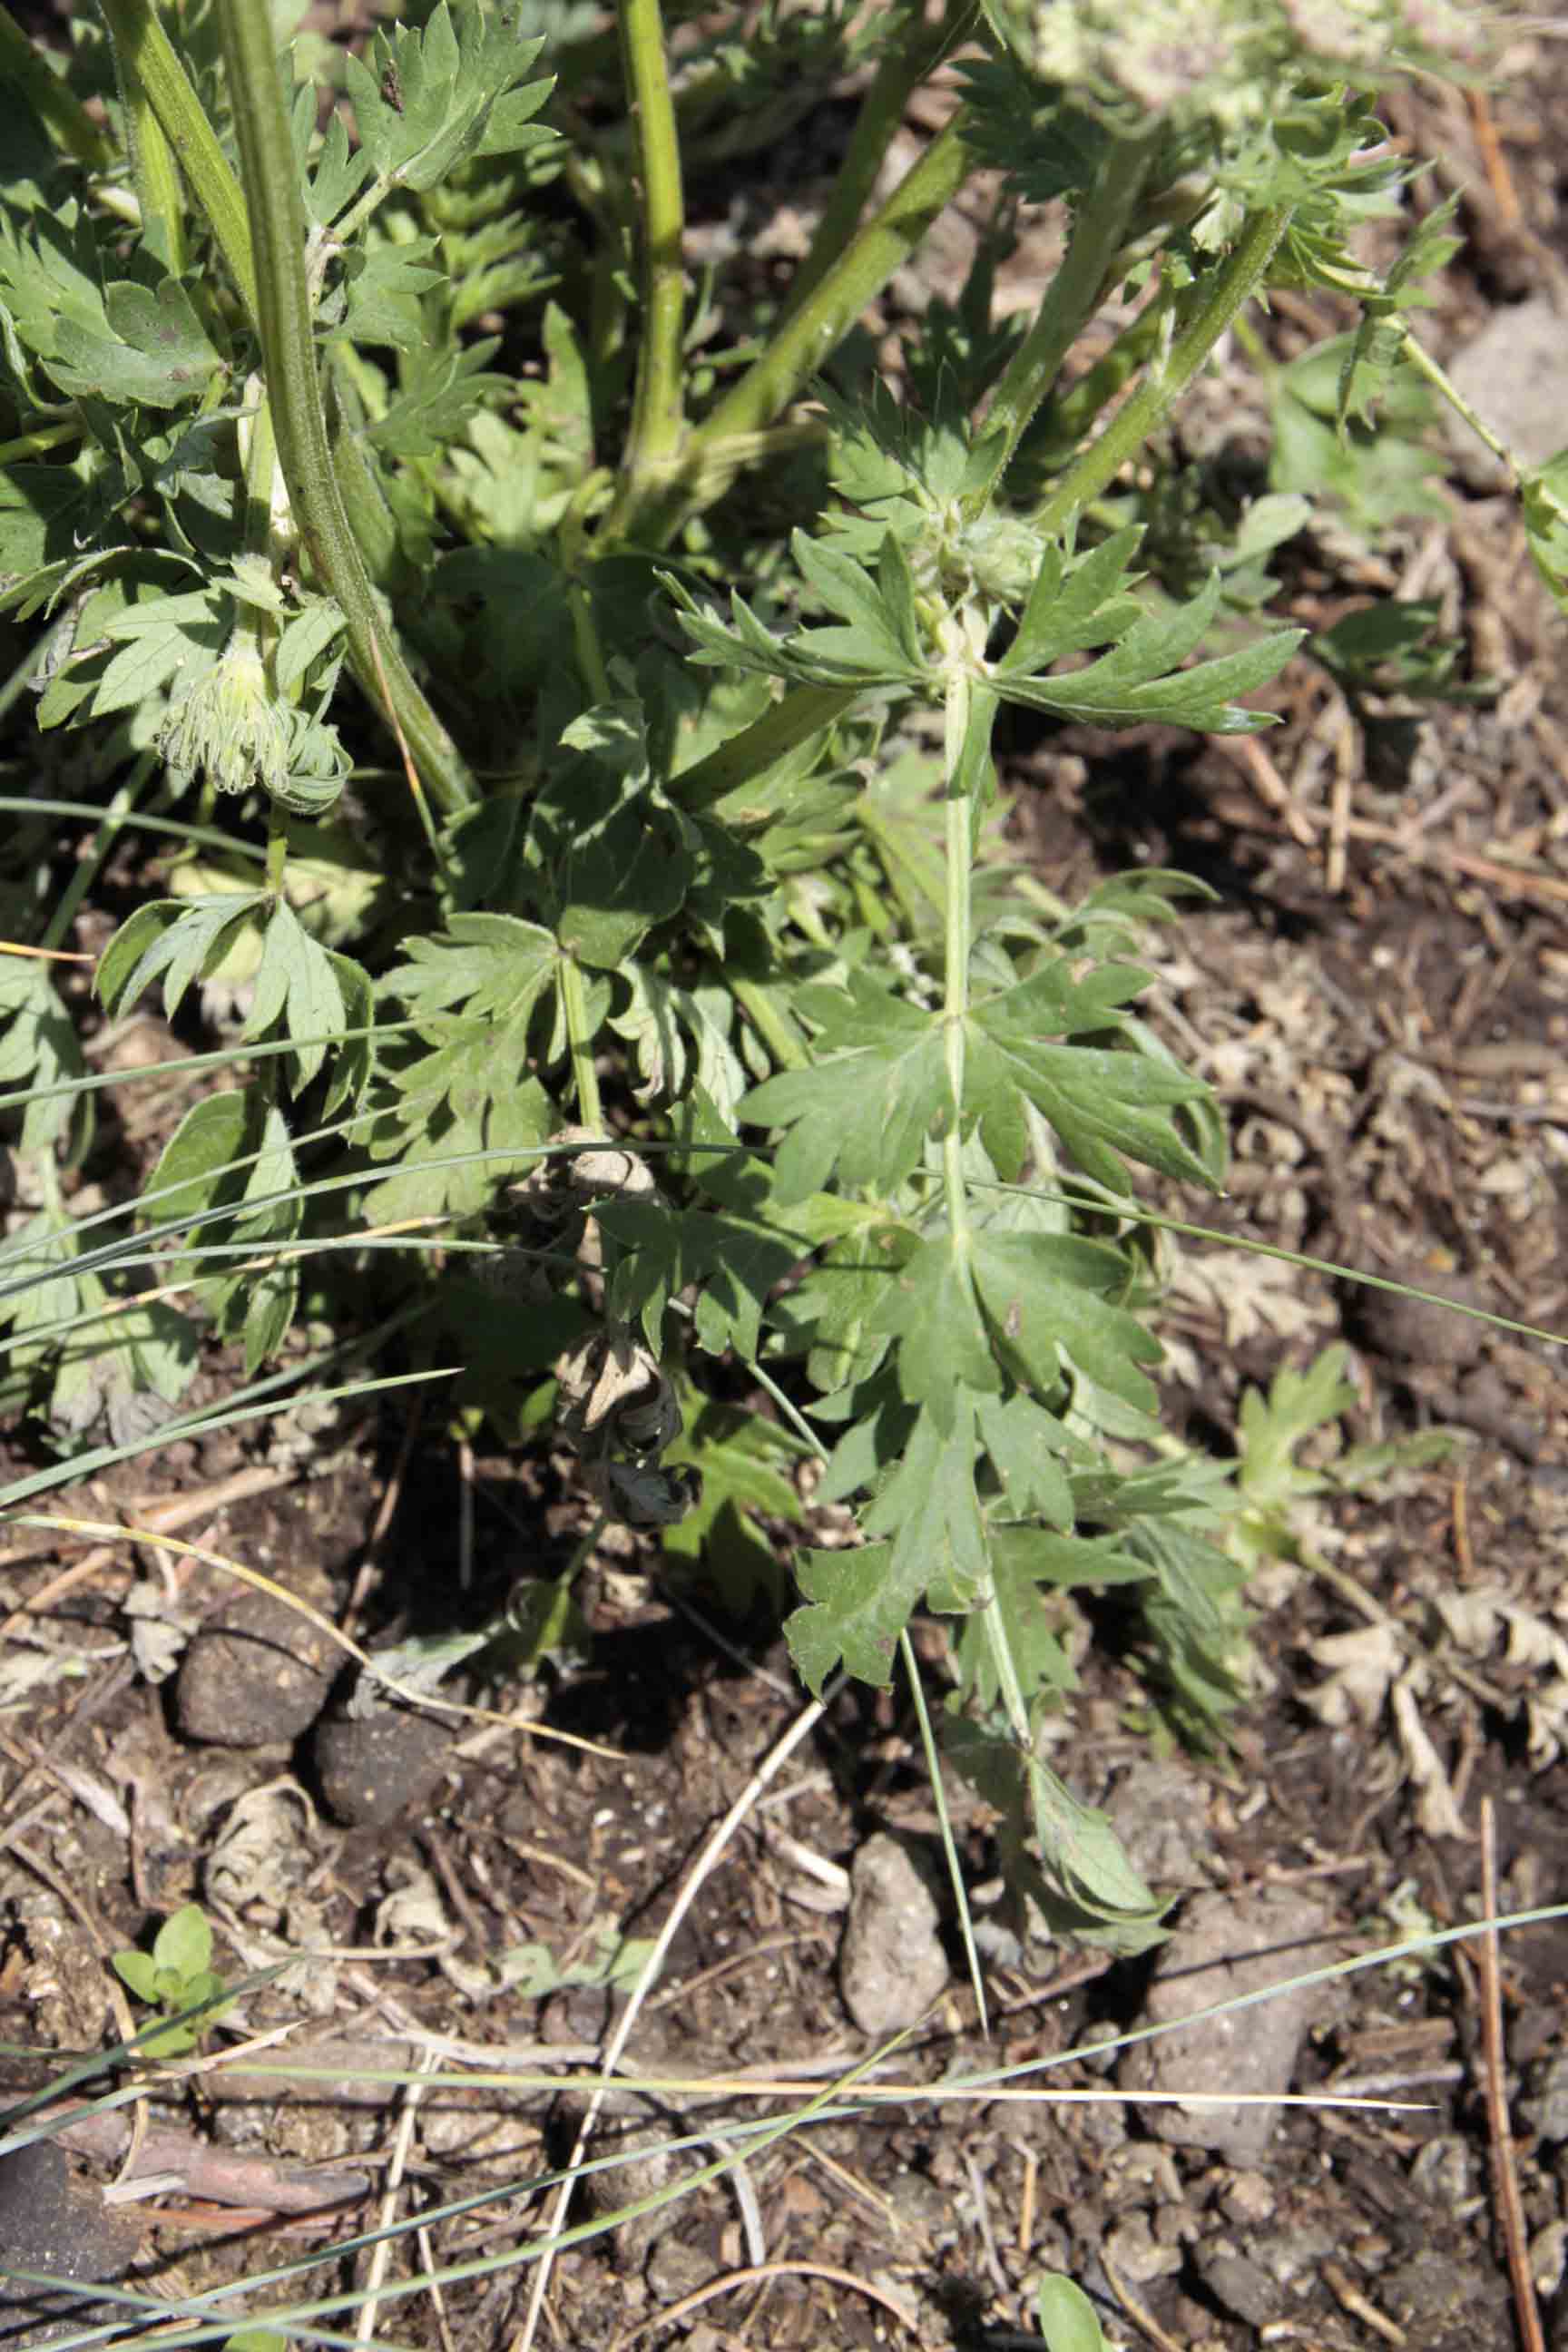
xmin=1035 ymin=2274 xmax=1112 ymax=2351
xmin=0 ymin=0 xmax=1508 ymax=1947
xmin=110 ymin=1901 xmax=232 ymax=2057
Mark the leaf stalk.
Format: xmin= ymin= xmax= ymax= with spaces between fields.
xmin=213 ymin=0 xmax=477 ymax=815
xmin=1034 ymin=203 xmax=1296 ymax=541
xmin=630 ymin=114 xmax=978 ymax=550
xmin=94 ymin=0 xmax=258 ymax=325
xmin=961 ymin=123 xmax=1161 ymax=523
xmin=599 ymin=0 xmax=689 ymax=544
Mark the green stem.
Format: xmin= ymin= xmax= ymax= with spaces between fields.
xmin=94 ymin=0 xmax=257 ymax=325
xmin=214 ymin=0 xmax=476 ymax=817
xmin=1034 ymin=204 xmax=1295 ymax=542
xmin=939 ymin=673 xmax=975 ymax=1256
xmin=40 ymin=762 xmax=152 ymax=954
xmin=936 ymin=666 xmax=1031 ymax=1751
xmin=670 ymin=684 xmax=863 ymax=811
xmin=600 ymin=0 xmax=687 ymax=544
xmin=107 ymin=16 xmax=186 ymax=272
xmin=265 ymin=803 xmax=289 ymax=895
xmin=568 ymin=580 xmax=612 ymax=702
xmin=731 ymin=975 xmax=810 ymax=1072
xmin=961 ymin=126 xmax=1161 ymax=524
xmin=1398 ymin=328 xmax=1516 ymax=485
xmin=558 ymin=958 xmax=603 ymax=1126
xmin=631 ymin=114 xmax=977 ymax=551
xmin=1 ymin=5 xmax=113 ymax=169
xmin=0 ymin=424 xmax=81 ymax=466
xmin=1029 ymin=295 xmax=1170 ymax=467
xmin=776 ymin=0 xmax=977 ymax=330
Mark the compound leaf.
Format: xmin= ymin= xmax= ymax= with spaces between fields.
xmin=740 ymin=971 xmax=947 ymax=1202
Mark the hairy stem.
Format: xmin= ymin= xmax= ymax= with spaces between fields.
xmin=214 ymin=0 xmax=476 ymax=815
xmin=940 ymin=670 xmax=1032 ymax=1749
xmin=962 ymin=126 xmax=1161 ymax=524
xmin=108 ymin=20 xmax=186 ymax=271
xmin=1034 ymin=204 xmax=1295 ymax=541
xmin=939 ymin=668 xmax=977 ymax=1256
xmin=95 ymin=0 xmax=257 ymax=325
xmin=631 ymin=115 xmax=977 ymax=550
xmin=778 ymin=0 xmax=978 ymax=328
xmin=599 ymin=0 xmax=688 ymax=544
xmin=1030 ymin=294 xmax=1171 ymax=466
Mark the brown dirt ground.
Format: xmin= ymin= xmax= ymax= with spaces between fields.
xmin=4 ymin=15 xmax=1568 ymax=2352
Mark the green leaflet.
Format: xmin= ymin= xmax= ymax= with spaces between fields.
xmin=341 ymin=3 xmax=554 ymax=196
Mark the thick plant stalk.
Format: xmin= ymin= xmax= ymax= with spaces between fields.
xmin=558 ymin=958 xmax=604 ymax=1126
xmin=213 ymin=0 xmax=476 ymax=816
xmin=937 ymin=666 xmax=1033 ymax=1749
xmin=601 ymin=0 xmax=688 ymax=544
xmin=1034 ymin=204 xmax=1295 ymax=540
xmin=776 ymin=0 xmax=979 ymax=329
xmin=632 ymin=116 xmax=977 ymax=551
xmin=960 ymin=124 xmax=1161 ymax=523
xmin=94 ymin=0 xmax=257 ymax=323
xmin=105 ymin=16 xmax=187 ymax=272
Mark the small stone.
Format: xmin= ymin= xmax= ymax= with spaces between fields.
xmin=1106 ymin=1759 xmax=1215 ymax=1889
xmin=1382 ymin=2249 xmax=1494 ymax=2329
xmin=1119 ymin=1888 xmax=1339 ymax=2165
xmin=1217 ymin=2169 xmax=1275 ymax=2225
xmin=1102 ymin=2212 xmax=1182 ymax=2287
xmin=1408 ymin=2134 xmax=1472 ymax=2210
xmin=1521 ymin=2052 xmax=1568 ymax=2142
xmin=1353 ymin=1269 xmax=1486 ymax=1370
xmin=177 ymin=1589 xmax=338 ymax=1747
xmin=1531 ymin=2220 xmax=1568 ymax=2299
xmin=575 ymin=2122 xmax=688 ymax=2269
xmin=314 ymin=1708 xmax=451 ymax=1828
xmin=643 ymin=2236 xmax=711 ymax=2303
xmin=0 ymin=2141 xmax=142 ymax=2345
xmin=838 ymin=1833 xmax=948 ymax=2035
xmin=1196 ymin=2249 xmax=1280 ymax=2328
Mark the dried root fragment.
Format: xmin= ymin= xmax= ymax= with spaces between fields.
xmin=556 ymin=1328 xmax=682 ymax=1464
xmin=517 ymin=1135 xmax=699 ymax=1531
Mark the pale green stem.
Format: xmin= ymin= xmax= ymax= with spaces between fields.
xmin=632 ymin=116 xmax=976 ymax=550
xmin=731 ymin=975 xmax=810 ymax=1072
xmin=94 ymin=0 xmax=257 ymax=326
xmin=1030 ymin=293 xmax=1170 ymax=463
xmin=106 ymin=14 xmax=186 ymax=273
xmin=558 ymin=958 xmax=603 ymax=1126
xmin=938 ymin=667 xmax=1032 ymax=1753
xmin=599 ymin=0 xmax=688 ymax=544
xmin=568 ymin=580 xmax=612 ymax=702
xmin=961 ymin=125 xmax=1161 ymax=524
xmin=39 ymin=765 xmax=152 ymax=953
xmin=940 ymin=670 xmax=975 ymax=1258
xmin=902 ymin=1626 xmax=989 ymax=2028
xmin=214 ymin=0 xmax=476 ymax=816
xmin=1 ymin=4 xmax=113 ymax=168
xmin=1397 ymin=328 xmax=1516 ymax=484
xmin=777 ymin=0 xmax=977 ymax=328
xmin=1035 ymin=204 xmax=1295 ymax=542
xmin=0 ymin=424 xmax=80 ymax=466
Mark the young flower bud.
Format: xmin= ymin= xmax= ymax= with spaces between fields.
xmin=159 ymin=625 xmax=291 ymax=801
